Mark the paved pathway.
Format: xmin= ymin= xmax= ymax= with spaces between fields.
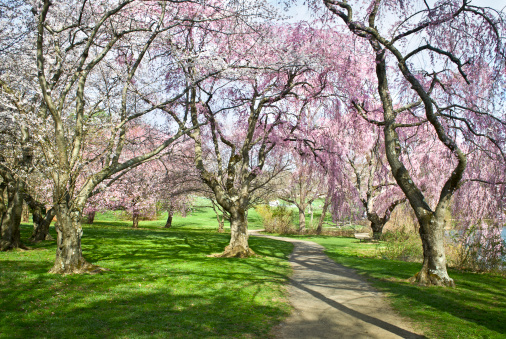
xmin=249 ymin=230 xmax=424 ymax=339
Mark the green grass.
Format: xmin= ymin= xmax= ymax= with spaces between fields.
xmin=0 ymin=212 xmax=293 ymax=338
xmin=292 ymin=235 xmax=506 ymax=339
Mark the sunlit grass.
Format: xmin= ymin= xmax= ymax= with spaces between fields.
xmin=0 ymin=212 xmax=293 ymax=339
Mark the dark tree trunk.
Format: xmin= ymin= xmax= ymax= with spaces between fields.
xmin=370 ymin=221 xmax=385 ymax=240
xmin=31 ymin=206 xmax=55 ymax=242
xmin=132 ymin=212 xmax=139 ymax=229
xmin=366 ymin=212 xmax=385 ymax=240
xmin=86 ymin=211 xmax=96 ymax=224
xmin=0 ymin=183 xmax=6 ymax=236
xmin=374 ymin=42 xmax=457 ymax=286
xmin=164 ymin=213 xmax=173 ymax=228
xmin=49 ymin=202 xmax=101 ymax=274
xmin=0 ymin=180 xmax=25 ymax=251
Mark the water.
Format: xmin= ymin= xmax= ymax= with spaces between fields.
xmin=503 ymin=227 xmax=506 ymax=242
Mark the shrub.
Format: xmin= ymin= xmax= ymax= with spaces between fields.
xmin=255 ymin=205 xmax=295 ymax=234
xmin=377 ymin=227 xmax=423 ymax=262
xmin=446 ymin=222 xmax=505 ymax=273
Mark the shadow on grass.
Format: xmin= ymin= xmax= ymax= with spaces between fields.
xmin=0 ymin=271 xmax=288 ymax=338
xmin=0 ymin=226 xmax=293 ymax=339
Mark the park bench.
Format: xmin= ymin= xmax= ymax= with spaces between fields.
xmin=354 ymin=233 xmax=372 ymax=242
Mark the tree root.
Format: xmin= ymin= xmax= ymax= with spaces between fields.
xmin=30 ymin=234 xmax=55 ymax=243
xmin=48 ymin=260 xmax=110 ymax=275
xmin=0 ymin=240 xmax=29 ymax=251
xmin=409 ymin=270 xmax=455 ymax=287
xmin=208 ymin=245 xmax=256 ymax=258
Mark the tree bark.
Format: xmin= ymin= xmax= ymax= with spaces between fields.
xmin=0 ymin=180 xmax=25 ymax=251
xmin=22 ymin=190 xmax=55 ymax=242
xmin=31 ymin=206 xmax=55 ymax=242
xmin=316 ymin=194 xmax=331 ymax=235
xmin=309 ymin=203 xmax=314 ymax=228
xmin=22 ymin=202 xmax=30 ymax=222
xmin=298 ymin=207 xmax=306 ymax=233
xmin=409 ymin=210 xmax=454 ymax=286
xmin=86 ymin=211 xmax=96 ymax=224
xmin=49 ymin=202 xmax=100 ymax=274
xmin=217 ymin=215 xmax=224 ymax=233
xmin=0 ymin=183 xmax=6 ymax=235
xmin=132 ymin=212 xmax=139 ymax=229
xmin=164 ymin=212 xmax=172 ymax=228
xmin=213 ymin=205 xmax=254 ymax=258
xmin=370 ymin=220 xmax=385 ymax=240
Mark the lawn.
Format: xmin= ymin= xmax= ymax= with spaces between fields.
xmin=0 ymin=208 xmax=293 ymax=339
xmin=292 ymin=235 xmax=506 ymax=339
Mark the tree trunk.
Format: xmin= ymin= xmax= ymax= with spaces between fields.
xmin=31 ymin=206 xmax=55 ymax=242
xmin=298 ymin=207 xmax=306 ymax=234
xmin=49 ymin=202 xmax=100 ymax=274
xmin=366 ymin=212 xmax=385 ymax=240
xmin=0 ymin=183 xmax=6 ymax=236
xmin=316 ymin=194 xmax=331 ymax=235
xmin=370 ymin=221 xmax=385 ymax=240
xmin=217 ymin=215 xmax=224 ymax=233
xmin=210 ymin=200 xmax=225 ymax=232
xmin=213 ymin=206 xmax=254 ymax=258
xmin=164 ymin=212 xmax=173 ymax=228
xmin=409 ymin=212 xmax=454 ymax=286
xmin=0 ymin=180 xmax=24 ymax=251
xmin=132 ymin=212 xmax=139 ymax=229
xmin=309 ymin=203 xmax=314 ymax=227
xmin=86 ymin=211 xmax=96 ymax=224
xmin=22 ymin=202 xmax=30 ymax=222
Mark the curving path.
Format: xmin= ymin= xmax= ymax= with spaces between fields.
xmin=249 ymin=230 xmax=424 ymax=339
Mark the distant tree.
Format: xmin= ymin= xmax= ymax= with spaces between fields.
xmin=278 ymin=149 xmax=327 ymax=233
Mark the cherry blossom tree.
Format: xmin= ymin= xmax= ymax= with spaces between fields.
xmin=278 ymin=145 xmax=327 ymax=233
xmin=319 ymin=0 xmax=506 ymax=286
xmin=338 ymin=116 xmax=405 ymax=239
xmin=184 ymin=22 xmax=357 ymax=257
xmin=0 ymin=0 xmax=232 ymax=273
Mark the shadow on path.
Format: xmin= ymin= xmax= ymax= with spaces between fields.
xmin=250 ymin=230 xmax=424 ymax=339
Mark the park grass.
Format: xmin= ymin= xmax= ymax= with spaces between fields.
xmin=291 ymin=235 xmax=506 ymax=339
xmin=0 ymin=211 xmax=293 ymax=339
xmin=99 ymin=197 xmax=265 ymax=231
